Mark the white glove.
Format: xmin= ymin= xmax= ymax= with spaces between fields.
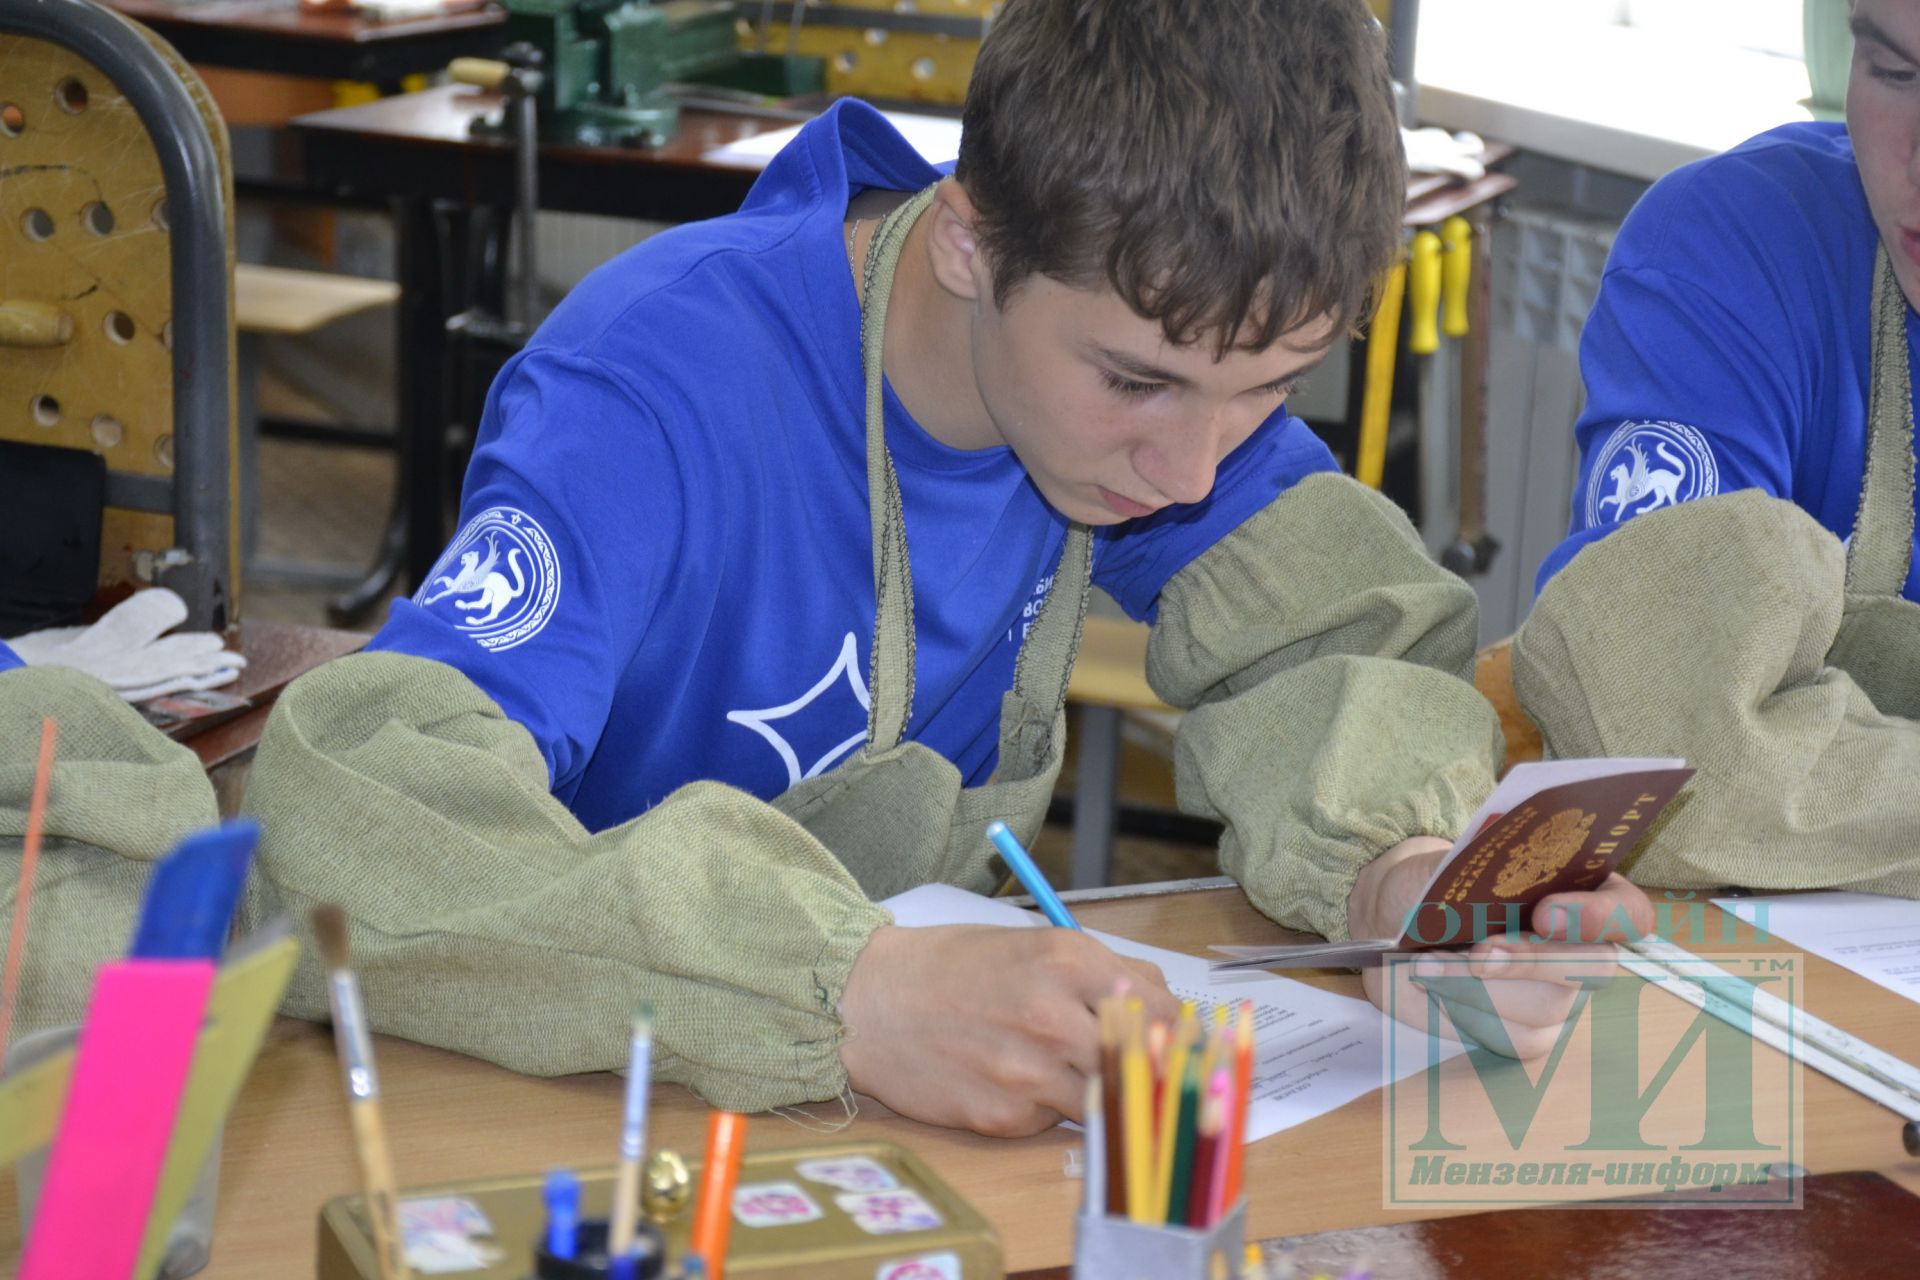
xmin=6 ymin=588 xmax=247 ymax=702
xmin=1403 ymin=127 xmax=1487 ymax=181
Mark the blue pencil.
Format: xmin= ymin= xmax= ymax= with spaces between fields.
xmin=985 ymin=820 xmax=1080 ymax=930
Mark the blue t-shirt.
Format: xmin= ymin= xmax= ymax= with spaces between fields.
xmin=370 ymin=100 xmax=1337 ymax=833
xmin=1538 ymin=122 xmax=1920 ymax=598
xmin=0 ymin=641 xmax=20 ymax=675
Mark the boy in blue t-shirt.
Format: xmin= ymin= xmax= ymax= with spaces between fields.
xmin=245 ymin=0 xmax=1650 ymax=1134
xmin=1517 ymin=0 xmax=1920 ymax=898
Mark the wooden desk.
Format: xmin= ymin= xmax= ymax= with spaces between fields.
xmin=5 ymin=888 xmax=1917 ymax=1276
xmin=189 ymin=619 xmax=366 ymax=772
xmin=289 ymin=89 xmax=1521 ymax=596
xmin=294 ymin=85 xmax=785 ymax=222
xmin=104 ymin=0 xmax=505 ymax=84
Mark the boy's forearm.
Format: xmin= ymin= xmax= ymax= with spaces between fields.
xmin=0 ymin=666 xmax=222 ymax=1036
xmin=1148 ymin=474 xmax=1502 ymax=940
xmin=1516 ymin=491 xmax=1920 ymax=898
xmin=242 ymin=652 xmax=891 ymax=1112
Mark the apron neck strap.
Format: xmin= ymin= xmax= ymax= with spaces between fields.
xmin=856 ymin=185 xmax=1093 ymax=753
xmin=1846 ymin=246 xmax=1917 ymax=597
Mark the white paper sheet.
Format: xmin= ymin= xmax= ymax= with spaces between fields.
xmin=881 ymin=883 xmax=1459 ymax=1141
xmin=703 ymin=112 xmax=964 ymax=170
xmin=1712 ymin=891 xmax=1920 ymax=1004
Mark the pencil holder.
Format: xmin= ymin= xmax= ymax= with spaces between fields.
xmin=1071 ymin=1200 xmax=1246 ymax=1280
xmin=530 ymin=1217 xmax=667 ymax=1280
xmin=6 ymin=1024 xmax=222 ymax=1280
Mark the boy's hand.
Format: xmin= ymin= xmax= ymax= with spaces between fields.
xmin=837 ymin=924 xmax=1180 ymax=1137
xmin=1348 ymin=837 xmax=1655 ymax=1059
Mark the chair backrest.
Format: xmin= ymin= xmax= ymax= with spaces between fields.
xmin=0 ymin=0 xmax=237 ymax=632
xmin=1475 ymin=636 xmax=1544 ymax=770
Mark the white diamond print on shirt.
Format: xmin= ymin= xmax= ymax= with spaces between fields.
xmin=726 ymin=632 xmax=871 ymax=788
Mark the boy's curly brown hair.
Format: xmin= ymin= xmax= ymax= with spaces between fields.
xmin=956 ymin=0 xmax=1405 ymax=355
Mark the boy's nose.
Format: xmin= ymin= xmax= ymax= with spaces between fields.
xmin=1153 ymin=417 xmax=1226 ymax=507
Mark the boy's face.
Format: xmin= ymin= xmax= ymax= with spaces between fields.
xmin=966 ymin=274 xmax=1339 ymax=526
xmin=1850 ymin=0 xmax=1920 ymax=310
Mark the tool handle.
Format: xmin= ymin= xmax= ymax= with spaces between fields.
xmin=0 ymin=301 xmax=72 ymax=348
xmin=1355 ymin=259 xmax=1407 ymax=490
xmin=449 ymin=57 xmax=509 ymax=89
xmin=1442 ymin=216 xmax=1472 ymax=337
xmin=1408 ymin=231 xmax=1442 ymax=355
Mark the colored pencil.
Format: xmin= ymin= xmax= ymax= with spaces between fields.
xmin=1203 ymin=1068 xmax=1234 ymax=1226
xmin=1222 ymin=1000 xmax=1255 ymax=1207
xmin=608 ymin=1001 xmax=656 ymax=1261
xmin=1151 ymin=1002 xmax=1197 ymax=1221
xmin=689 ymin=1110 xmax=747 ymax=1280
xmin=0 ymin=717 xmax=56 ymax=1067
xmin=1121 ymin=1005 xmax=1155 ymax=1223
xmin=314 ymin=905 xmax=410 ymax=1280
xmin=1164 ymin=1056 xmax=1200 ymax=1225
xmin=1099 ymin=999 xmax=1126 ymax=1216
xmin=1082 ymin=1074 xmax=1104 ymax=1219
xmin=985 ymin=821 xmax=1080 ymax=929
xmin=1187 ymin=1072 xmax=1224 ymax=1227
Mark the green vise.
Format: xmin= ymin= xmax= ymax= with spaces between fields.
xmin=499 ymin=0 xmax=739 ymax=146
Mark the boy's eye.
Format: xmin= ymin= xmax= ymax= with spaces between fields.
xmin=1258 ymin=379 xmax=1298 ymax=400
xmin=1871 ymin=62 xmax=1918 ymax=85
xmin=1100 ymin=370 xmax=1164 ymax=398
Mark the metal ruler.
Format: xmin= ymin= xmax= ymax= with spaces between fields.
xmin=1619 ymin=934 xmax=1920 ymax=1124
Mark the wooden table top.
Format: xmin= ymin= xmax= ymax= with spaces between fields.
xmin=291 ymin=85 xmax=1520 ymax=228
xmin=108 ymin=0 xmax=503 ymax=49
xmin=103 ymin=0 xmax=506 ymax=83
xmin=295 ymin=83 xmax=789 ymax=170
xmin=4 ymin=886 xmax=1917 ymax=1276
xmin=187 ymin=620 xmax=367 ymax=770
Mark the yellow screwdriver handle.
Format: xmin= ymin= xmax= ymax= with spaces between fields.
xmin=1442 ymin=215 xmax=1472 ymax=338
xmin=1355 ymin=257 xmax=1407 ymax=490
xmin=449 ymin=57 xmax=510 ymax=89
xmin=0 ymin=301 xmax=73 ymax=348
xmin=1408 ymin=230 xmax=1441 ymax=355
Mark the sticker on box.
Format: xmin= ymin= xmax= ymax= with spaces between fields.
xmin=795 ymin=1155 xmax=900 ymax=1193
xmin=836 ymin=1189 xmax=945 ymax=1235
xmin=396 ymin=1196 xmax=502 ymax=1273
xmin=876 ymin=1252 xmax=962 ymax=1280
xmin=733 ymin=1181 xmax=825 ymax=1228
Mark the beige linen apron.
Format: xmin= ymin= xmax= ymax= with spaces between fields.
xmin=1826 ymin=250 xmax=1920 ymax=720
xmin=771 ymin=185 xmax=1096 ymax=899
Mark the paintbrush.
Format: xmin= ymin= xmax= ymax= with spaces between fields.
xmin=314 ymin=904 xmax=410 ymax=1280
xmin=0 ymin=717 xmax=57 ymax=1068
xmin=608 ymin=1000 xmax=656 ymax=1263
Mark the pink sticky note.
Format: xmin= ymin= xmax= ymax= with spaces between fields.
xmin=21 ymin=959 xmax=215 ymax=1280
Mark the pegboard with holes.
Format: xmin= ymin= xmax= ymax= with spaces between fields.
xmin=0 ymin=12 xmax=240 ymax=628
xmin=756 ymin=0 xmax=998 ymax=105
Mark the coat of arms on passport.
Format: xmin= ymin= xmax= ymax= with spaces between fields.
xmin=1210 ymin=758 xmax=1694 ymax=971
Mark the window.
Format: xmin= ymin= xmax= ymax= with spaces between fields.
xmin=1622 ymin=0 xmax=1804 ymax=62
xmin=1424 ymin=0 xmax=1805 ymax=64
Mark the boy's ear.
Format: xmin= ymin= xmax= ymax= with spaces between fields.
xmin=924 ymin=180 xmax=990 ymax=303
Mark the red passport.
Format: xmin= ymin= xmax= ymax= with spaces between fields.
xmin=1210 ymin=758 xmax=1693 ymax=970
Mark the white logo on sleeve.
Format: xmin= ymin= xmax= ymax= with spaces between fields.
xmin=415 ymin=507 xmax=562 ymax=651
xmin=726 ymin=632 xmax=871 ymax=788
xmin=1585 ymin=420 xmax=1719 ymax=527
